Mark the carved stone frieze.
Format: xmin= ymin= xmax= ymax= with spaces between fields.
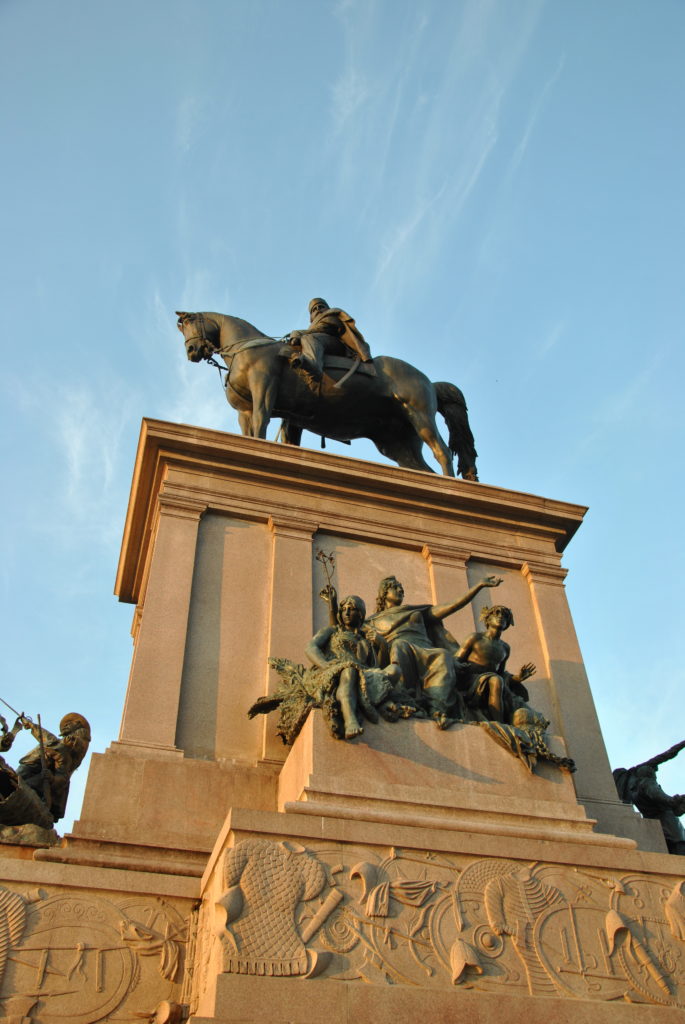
xmin=0 ymin=886 xmax=189 ymax=1023
xmin=216 ymin=839 xmax=328 ymax=977
xmin=211 ymin=837 xmax=685 ymax=1007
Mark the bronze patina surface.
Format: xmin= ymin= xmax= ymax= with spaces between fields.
xmin=614 ymin=741 xmax=685 ymax=854
xmin=250 ymin=573 xmax=575 ymax=775
xmin=287 ymin=298 xmax=374 ymax=389
xmin=0 ymin=711 xmax=90 ymax=834
xmin=176 ymin=307 xmax=478 ymax=479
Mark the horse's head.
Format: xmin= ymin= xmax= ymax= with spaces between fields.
xmin=176 ymin=312 xmax=218 ymax=362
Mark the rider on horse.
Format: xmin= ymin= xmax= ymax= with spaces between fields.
xmin=287 ymin=298 xmax=376 ymax=390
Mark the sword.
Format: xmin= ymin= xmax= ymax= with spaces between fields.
xmin=0 ymin=696 xmax=25 ymax=720
xmin=333 ymin=356 xmax=361 ymax=390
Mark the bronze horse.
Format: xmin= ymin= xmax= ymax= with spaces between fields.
xmin=176 ymin=311 xmax=478 ymax=479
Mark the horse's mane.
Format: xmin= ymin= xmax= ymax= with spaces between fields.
xmin=203 ymin=312 xmax=274 ymax=342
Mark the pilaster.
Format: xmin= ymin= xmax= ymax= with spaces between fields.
xmin=521 ymin=560 xmax=617 ymax=803
xmin=117 ymin=492 xmax=206 ymax=756
xmin=260 ymin=514 xmax=319 ymax=762
xmin=422 ymin=543 xmax=474 ymax=638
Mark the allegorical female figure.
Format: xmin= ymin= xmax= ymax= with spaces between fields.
xmin=305 ymin=592 xmax=398 ymax=738
xmin=367 ymin=574 xmax=503 ymax=724
xmin=251 ymin=588 xmax=415 ymax=744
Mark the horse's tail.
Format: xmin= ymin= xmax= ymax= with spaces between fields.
xmin=434 ymin=382 xmax=479 ymax=481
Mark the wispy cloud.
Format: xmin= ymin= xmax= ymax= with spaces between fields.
xmin=331 ymin=67 xmax=371 ymax=132
xmin=564 ymin=353 xmax=666 ymax=468
xmin=592 ymin=359 xmax=663 ymax=427
xmin=54 ymin=382 xmax=137 ymax=548
xmin=373 ymin=180 xmax=448 ymax=283
xmin=324 ymin=0 xmax=546 ymax=317
xmin=539 ymin=319 xmax=567 ymax=358
xmin=477 ymin=51 xmax=565 ymax=271
xmin=175 ymin=92 xmax=209 ymax=153
xmin=505 ymin=53 xmax=566 ymax=184
xmin=3 ymin=370 xmax=135 ymax=551
xmin=370 ymin=75 xmax=503 ymax=307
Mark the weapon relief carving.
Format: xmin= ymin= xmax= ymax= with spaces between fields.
xmin=214 ymin=837 xmax=685 ymax=1006
xmin=0 ymin=887 xmax=189 ymax=1023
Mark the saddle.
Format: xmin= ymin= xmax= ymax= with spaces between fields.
xmin=277 ymin=345 xmax=376 ymax=378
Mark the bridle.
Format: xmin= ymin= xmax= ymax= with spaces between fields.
xmin=178 ymin=313 xmax=217 ymax=357
xmin=178 ymin=313 xmax=286 ymax=400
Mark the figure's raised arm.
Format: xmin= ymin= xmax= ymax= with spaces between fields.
xmin=319 ymin=584 xmax=338 ymax=626
xmin=639 ymin=740 xmax=685 ymax=770
xmin=430 ymin=576 xmax=503 ymax=622
xmin=25 ymin=718 xmax=59 ymax=747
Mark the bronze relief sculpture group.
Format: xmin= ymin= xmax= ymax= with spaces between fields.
xmin=0 ymin=710 xmax=91 ymax=834
xmin=249 ymin=571 xmax=575 ymax=775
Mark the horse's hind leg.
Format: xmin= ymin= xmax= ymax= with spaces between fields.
xmin=280 ymin=419 xmax=303 ymax=446
xmin=398 ymin=408 xmax=454 ymax=476
xmin=374 ymin=429 xmax=434 ymax=473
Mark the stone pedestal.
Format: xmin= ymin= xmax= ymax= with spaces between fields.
xmin=279 ymin=715 xmax=607 ymax=847
xmin=195 ymin=977 xmax=685 ymax=1024
xmin=0 ymin=421 xmax=680 ymax=1023
xmin=75 ymin=419 xmax=661 ymax=854
xmin=193 ymin=768 xmax=685 ymax=1022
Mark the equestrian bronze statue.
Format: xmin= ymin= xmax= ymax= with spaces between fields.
xmin=177 ymin=309 xmax=478 ymax=479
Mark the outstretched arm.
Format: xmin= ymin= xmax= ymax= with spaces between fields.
xmin=430 ymin=576 xmax=502 ymax=622
xmin=22 ymin=716 xmax=59 ymax=747
xmin=639 ymin=740 xmax=685 ymax=770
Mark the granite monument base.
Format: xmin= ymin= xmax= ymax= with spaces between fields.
xmin=0 ymin=423 xmax=680 ymax=1022
xmin=189 ymin=717 xmax=685 ymax=1021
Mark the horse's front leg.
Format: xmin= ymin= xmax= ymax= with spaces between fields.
xmin=251 ymin=378 xmax=279 ymax=439
xmin=237 ymin=410 xmax=253 ymax=435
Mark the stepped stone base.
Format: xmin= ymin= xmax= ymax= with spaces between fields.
xmin=279 ymin=715 xmax=626 ymax=848
xmin=195 ymin=974 xmax=685 ymax=1024
xmin=187 ymin=722 xmax=685 ymax=1021
xmin=0 ymin=425 xmax=679 ymax=1022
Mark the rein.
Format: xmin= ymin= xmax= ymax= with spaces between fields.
xmin=180 ymin=313 xmax=287 ymax=400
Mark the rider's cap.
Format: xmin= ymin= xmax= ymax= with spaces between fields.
xmin=308 ymin=298 xmax=329 ymax=313
xmin=60 ymin=713 xmax=91 ymax=737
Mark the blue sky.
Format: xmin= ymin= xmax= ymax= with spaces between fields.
xmin=1 ymin=0 xmax=683 ymax=827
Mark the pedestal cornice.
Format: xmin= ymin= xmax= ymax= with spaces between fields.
xmin=115 ymin=420 xmax=587 ymax=605
xmin=267 ymin=514 xmax=319 ymax=539
xmin=421 ymin=542 xmax=471 ymax=568
xmin=522 ymin=560 xmax=569 ymax=586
